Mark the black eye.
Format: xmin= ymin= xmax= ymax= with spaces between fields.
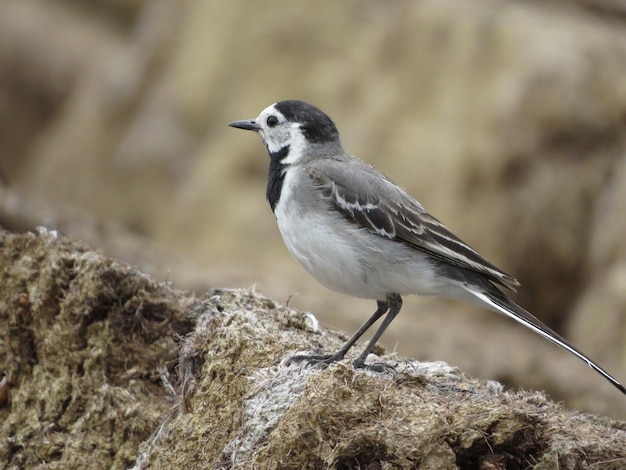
xmin=266 ymin=115 xmax=279 ymax=127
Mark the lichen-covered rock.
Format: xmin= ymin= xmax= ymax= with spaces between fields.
xmin=138 ymin=289 xmax=626 ymax=470
xmin=1 ymin=229 xmax=625 ymax=469
xmin=0 ymin=228 xmax=197 ymax=469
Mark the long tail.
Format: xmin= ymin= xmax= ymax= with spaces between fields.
xmin=467 ymin=288 xmax=626 ymax=395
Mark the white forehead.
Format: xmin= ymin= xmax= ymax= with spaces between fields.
xmin=256 ymin=103 xmax=285 ymax=122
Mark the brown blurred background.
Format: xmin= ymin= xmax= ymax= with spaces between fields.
xmin=1 ymin=0 xmax=625 ymax=417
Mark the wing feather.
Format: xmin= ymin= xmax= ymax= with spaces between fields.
xmin=308 ymin=163 xmax=519 ymax=291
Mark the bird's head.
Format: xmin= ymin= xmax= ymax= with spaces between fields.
xmin=228 ymin=100 xmax=340 ymax=164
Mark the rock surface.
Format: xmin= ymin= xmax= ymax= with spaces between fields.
xmin=1 ymin=229 xmax=625 ymax=469
xmin=0 ymin=229 xmax=197 ymax=468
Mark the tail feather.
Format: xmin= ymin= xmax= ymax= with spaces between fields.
xmin=468 ymin=288 xmax=626 ymax=395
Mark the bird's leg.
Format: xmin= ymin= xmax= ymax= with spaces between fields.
xmin=287 ymin=298 xmax=390 ymax=367
xmin=352 ymin=293 xmax=402 ymax=371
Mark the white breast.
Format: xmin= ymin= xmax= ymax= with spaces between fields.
xmin=273 ymin=169 xmax=448 ymax=301
xmin=273 ymin=170 xmax=367 ymax=296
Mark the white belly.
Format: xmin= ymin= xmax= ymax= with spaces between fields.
xmin=273 ymin=172 xmax=448 ymax=300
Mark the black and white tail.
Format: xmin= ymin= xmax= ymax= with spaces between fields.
xmin=468 ymin=288 xmax=626 ymax=395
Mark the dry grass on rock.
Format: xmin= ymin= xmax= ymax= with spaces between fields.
xmin=0 ymin=228 xmax=197 ymax=469
xmin=140 ymin=289 xmax=626 ymax=470
xmin=1 ymin=229 xmax=625 ymax=469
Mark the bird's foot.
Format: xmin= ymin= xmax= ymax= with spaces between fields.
xmin=287 ymin=352 xmax=395 ymax=374
xmin=287 ymin=352 xmax=344 ymax=368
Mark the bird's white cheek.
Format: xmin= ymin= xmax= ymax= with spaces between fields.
xmin=264 ymin=137 xmax=284 ymax=154
xmin=262 ymin=128 xmax=290 ymax=154
xmin=261 ymin=124 xmax=306 ymax=162
xmin=279 ymin=132 xmax=307 ymax=165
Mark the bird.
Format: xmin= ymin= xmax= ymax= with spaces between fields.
xmin=228 ymin=99 xmax=626 ymax=394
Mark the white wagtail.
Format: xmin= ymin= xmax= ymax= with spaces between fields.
xmin=229 ymin=100 xmax=625 ymax=394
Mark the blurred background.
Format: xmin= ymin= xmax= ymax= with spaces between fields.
xmin=1 ymin=0 xmax=625 ymax=417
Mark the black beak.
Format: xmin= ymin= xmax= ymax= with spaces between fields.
xmin=228 ymin=119 xmax=261 ymax=131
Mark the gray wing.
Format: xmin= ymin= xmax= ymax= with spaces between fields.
xmin=306 ymin=159 xmax=520 ymax=291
